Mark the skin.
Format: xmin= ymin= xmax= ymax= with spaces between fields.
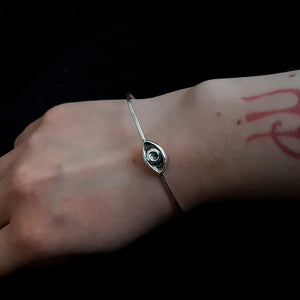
xmin=0 ymin=70 xmax=299 ymax=276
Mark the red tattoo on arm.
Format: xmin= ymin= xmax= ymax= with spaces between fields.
xmin=248 ymin=121 xmax=300 ymax=159
xmin=243 ymin=89 xmax=300 ymax=121
xmin=242 ymin=89 xmax=300 ymax=159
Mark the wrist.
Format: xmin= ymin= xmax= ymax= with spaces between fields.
xmin=131 ymin=80 xmax=252 ymax=211
xmin=159 ymin=81 xmax=233 ymax=210
xmin=132 ymin=85 xmax=215 ymax=211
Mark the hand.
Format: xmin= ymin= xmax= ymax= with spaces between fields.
xmin=0 ymin=98 xmax=180 ymax=276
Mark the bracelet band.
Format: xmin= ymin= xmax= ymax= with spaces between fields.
xmin=126 ymin=92 xmax=183 ymax=214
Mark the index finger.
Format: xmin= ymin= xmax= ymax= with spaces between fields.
xmin=0 ymin=224 xmax=26 ymax=277
xmin=0 ymin=149 xmax=18 ymax=229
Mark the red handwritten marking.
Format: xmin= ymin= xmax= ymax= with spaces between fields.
xmin=248 ymin=121 xmax=300 ymax=159
xmin=242 ymin=89 xmax=300 ymax=122
xmin=243 ymin=89 xmax=300 ymax=159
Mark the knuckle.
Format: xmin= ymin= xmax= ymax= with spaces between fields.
xmin=11 ymin=166 xmax=35 ymax=194
xmin=14 ymin=223 xmax=50 ymax=254
xmin=14 ymin=131 xmax=42 ymax=151
xmin=26 ymin=130 xmax=42 ymax=147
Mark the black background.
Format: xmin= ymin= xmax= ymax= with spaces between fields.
xmin=1 ymin=2 xmax=300 ymax=293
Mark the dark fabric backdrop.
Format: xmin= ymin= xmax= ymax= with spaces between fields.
xmin=1 ymin=3 xmax=299 ymax=293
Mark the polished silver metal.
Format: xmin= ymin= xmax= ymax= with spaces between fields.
xmin=143 ymin=140 xmax=167 ymax=174
xmin=126 ymin=92 xmax=146 ymax=141
xmin=126 ymin=92 xmax=183 ymax=214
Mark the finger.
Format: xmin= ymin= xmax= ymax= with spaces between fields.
xmin=0 ymin=210 xmax=10 ymax=230
xmin=0 ymin=224 xmax=25 ymax=277
xmin=14 ymin=117 xmax=42 ymax=148
xmin=0 ymin=181 xmax=13 ymax=229
xmin=0 ymin=150 xmax=16 ymax=228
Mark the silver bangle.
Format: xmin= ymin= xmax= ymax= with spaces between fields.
xmin=126 ymin=92 xmax=183 ymax=214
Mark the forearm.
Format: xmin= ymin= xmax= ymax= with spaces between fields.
xmin=134 ymin=70 xmax=300 ymax=211
xmin=186 ymin=70 xmax=300 ymax=208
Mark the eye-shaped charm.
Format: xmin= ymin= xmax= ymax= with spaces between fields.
xmin=143 ymin=140 xmax=167 ymax=174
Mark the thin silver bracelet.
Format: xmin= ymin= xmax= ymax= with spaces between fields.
xmin=126 ymin=92 xmax=183 ymax=214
